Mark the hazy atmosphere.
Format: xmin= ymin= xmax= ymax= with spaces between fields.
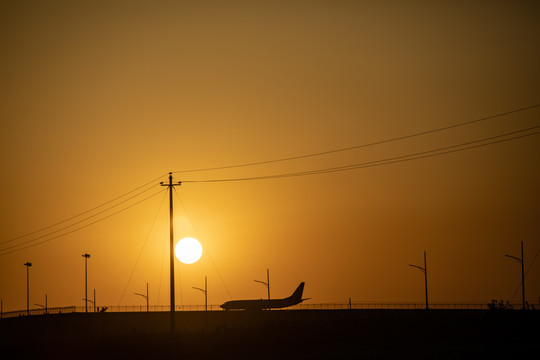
xmin=1 ymin=0 xmax=539 ymax=312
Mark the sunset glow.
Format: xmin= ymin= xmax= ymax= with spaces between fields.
xmin=175 ymin=237 xmax=203 ymax=264
xmin=0 ymin=1 xmax=539 ymax=314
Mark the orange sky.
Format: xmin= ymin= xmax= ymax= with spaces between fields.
xmin=1 ymin=1 xmax=539 ymax=312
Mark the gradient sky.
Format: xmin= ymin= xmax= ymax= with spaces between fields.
xmin=1 ymin=1 xmax=539 ymax=312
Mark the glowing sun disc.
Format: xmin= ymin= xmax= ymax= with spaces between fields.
xmin=175 ymin=237 xmax=203 ymax=264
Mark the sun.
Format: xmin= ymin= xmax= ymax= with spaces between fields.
xmin=175 ymin=237 xmax=203 ymax=264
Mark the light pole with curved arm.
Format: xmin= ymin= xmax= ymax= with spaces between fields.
xmin=254 ymin=268 xmax=270 ymax=310
xmin=193 ymin=276 xmax=208 ymax=329
xmin=24 ymin=262 xmax=32 ymax=315
xmin=82 ymin=253 xmax=90 ymax=313
xmin=135 ymin=283 xmax=149 ymax=312
xmin=505 ymin=241 xmax=525 ymax=310
xmin=409 ymin=251 xmax=428 ymax=310
xmin=34 ymin=294 xmax=47 ymax=314
xmin=192 ymin=276 xmax=207 ymax=313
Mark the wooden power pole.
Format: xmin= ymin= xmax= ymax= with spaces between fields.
xmin=161 ymin=172 xmax=181 ymax=335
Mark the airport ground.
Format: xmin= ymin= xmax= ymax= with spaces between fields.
xmin=1 ymin=309 xmax=538 ymax=359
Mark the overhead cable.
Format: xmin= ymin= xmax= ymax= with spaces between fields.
xmin=0 ymin=185 xmax=160 ymax=251
xmin=172 ymin=103 xmax=540 ymax=174
xmin=182 ymin=127 xmax=540 ymax=183
xmin=0 ymin=189 xmax=166 ymax=256
xmin=118 ymin=189 xmax=168 ymax=306
xmin=1 ymin=173 xmax=168 ymax=244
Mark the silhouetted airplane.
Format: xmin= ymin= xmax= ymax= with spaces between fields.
xmin=220 ymin=282 xmax=308 ymax=310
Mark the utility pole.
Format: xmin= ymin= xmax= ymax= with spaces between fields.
xmin=161 ymin=172 xmax=181 ymax=335
xmin=255 ymin=268 xmax=271 ymax=310
xmin=24 ymin=262 xmax=32 ymax=315
xmin=409 ymin=251 xmax=428 ymax=310
xmin=82 ymin=253 xmax=90 ymax=313
xmin=505 ymin=241 xmax=525 ymax=310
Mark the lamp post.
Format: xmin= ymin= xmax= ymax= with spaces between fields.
xmin=82 ymin=289 xmax=96 ymax=312
xmin=34 ymin=294 xmax=48 ymax=314
xmin=193 ymin=276 xmax=208 ymax=329
xmin=135 ymin=283 xmax=149 ymax=312
xmin=192 ymin=276 xmax=208 ymax=313
xmin=505 ymin=241 xmax=525 ymax=310
xmin=409 ymin=251 xmax=428 ymax=310
xmin=24 ymin=262 xmax=32 ymax=315
xmin=83 ymin=297 xmax=94 ymax=310
xmin=255 ymin=268 xmax=270 ymax=310
xmin=82 ymin=253 xmax=90 ymax=313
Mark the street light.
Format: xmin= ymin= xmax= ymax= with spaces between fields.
xmin=409 ymin=251 xmax=428 ymax=310
xmin=505 ymin=241 xmax=525 ymax=310
xmin=34 ymin=294 xmax=47 ymax=314
xmin=24 ymin=262 xmax=32 ymax=315
xmin=82 ymin=296 xmax=94 ymax=312
xmin=255 ymin=268 xmax=270 ymax=310
xmin=193 ymin=276 xmax=208 ymax=329
xmin=82 ymin=253 xmax=90 ymax=313
xmin=82 ymin=289 xmax=96 ymax=312
xmin=192 ymin=276 xmax=208 ymax=313
xmin=135 ymin=283 xmax=149 ymax=312
xmin=82 ymin=289 xmax=97 ymax=312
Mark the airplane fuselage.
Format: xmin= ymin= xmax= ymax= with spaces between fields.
xmin=220 ymin=282 xmax=306 ymax=311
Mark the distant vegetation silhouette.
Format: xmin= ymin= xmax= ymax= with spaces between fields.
xmin=488 ymin=299 xmax=535 ymax=310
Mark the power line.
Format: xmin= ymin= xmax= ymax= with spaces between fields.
xmin=0 ymin=189 xmax=166 ymax=256
xmin=1 ymin=173 xmax=168 ymax=245
xmin=172 ymin=103 xmax=540 ymax=174
xmin=3 ymin=105 xmax=538 ymax=254
xmin=0 ymin=185 xmax=160 ymax=252
xmin=118 ymin=189 xmax=168 ymax=306
xmin=281 ymin=126 xmax=540 ymax=178
xmin=181 ymin=127 xmax=540 ymax=183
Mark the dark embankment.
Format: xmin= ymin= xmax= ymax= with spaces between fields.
xmin=1 ymin=309 xmax=538 ymax=359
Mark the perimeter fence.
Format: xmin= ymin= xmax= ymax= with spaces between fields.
xmin=3 ymin=301 xmax=533 ymax=318
xmin=1 ymin=306 xmax=77 ymax=319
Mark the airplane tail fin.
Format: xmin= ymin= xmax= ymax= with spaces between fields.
xmin=289 ymin=282 xmax=305 ymax=303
